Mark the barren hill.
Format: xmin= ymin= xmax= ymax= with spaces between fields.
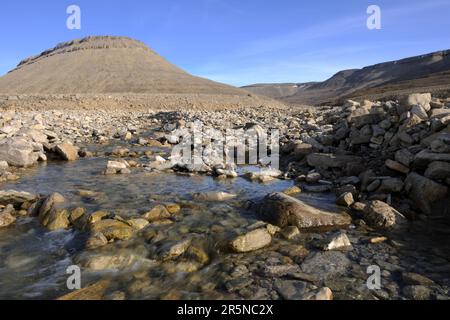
xmin=243 ymin=50 xmax=450 ymax=105
xmin=0 ymin=36 xmax=251 ymax=96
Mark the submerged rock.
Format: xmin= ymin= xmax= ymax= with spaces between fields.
xmin=301 ymin=251 xmax=351 ymax=280
xmin=86 ymin=232 xmax=109 ymax=249
xmin=143 ymin=205 xmax=171 ymax=222
xmin=193 ymin=191 xmax=237 ymax=202
xmin=274 ymin=280 xmax=307 ymax=300
xmin=156 ymin=239 xmax=191 ymax=261
xmin=0 ymin=190 xmax=37 ymax=206
xmin=230 ymin=228 xmax=272 ymax=253
xmin=79 ymin=251 xmax=151 ymax=271
xmin=0 ymin=205 xmax=16 ymax=228
xmin=38 ymin=192 xmax=66 ymax=222
xmin=57 ymin=280 xmax=111 ymax=300
xmin=256 ymin=192 xmax=351 ymax=230
xmin=304 ymin=287 xmax=333 ymax=300
xmin=90 ymin=219 xmax=134 ymax=241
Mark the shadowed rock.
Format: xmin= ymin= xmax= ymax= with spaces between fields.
xmin=256 ymin=192 xmax=352 ymax=231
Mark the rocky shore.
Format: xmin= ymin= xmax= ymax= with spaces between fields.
xmin=1 ymin=92 xmax=450 ymax=300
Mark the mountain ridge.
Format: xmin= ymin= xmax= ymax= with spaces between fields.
xmin=243 ymin=49 xmax=450 ymax=105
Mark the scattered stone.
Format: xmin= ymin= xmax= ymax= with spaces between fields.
xmin=395 ymin=149 xmax=414 ymax=167
xmin=143 ymin=205 xmax=171 ymax=222
xmin=281 ymin=226 xmax=300 ymax=240
xmin=274 ymin=280 xmax=307 ymax=300
xmin=0 ymin=205 xmax=16 ymax=228
xmin=404 ymin=172 xmax=449 ymax=215
xmin=301 ymin=251 xmax=351 ymax=280
xmin=402 ymin=93 xmax=432 ymax=111
xmin=402 ymin=272 xmax=435 ymax=286
xmin=425 ymin=161 xmax=450 ymax=180
xmin=304 ymin=287 xmax=333 ymax=300
xmin=336 ymin=192 xmax=354 ymax=207
xmin=157 ymin=239 xmax=191 ymax=261
xmin=283 ymin=186 xmax=302 ymax=196
xmin=363 ymin=200 xmax=405 ymax=230
xmin=306 ymin=172 xmax=321 ymax=183
xmin=54 ymin=142 xmax=78 ymax=161
xmin=306 ymin=153 xmax=363 ymax=169
xmin=38 ymin=192 xmax=66 ymax=222
xmin=0 ymin=190 xmax=37 ymax=206
xmin=322 ymin=232 xmax=352 ymax=251
xmin=402 ymin=285 xmax=432 ymax=300
xmin=230 ymin=228 xmax=272 ymax=253
xmin=127 ymin=218 xmax=149 ymax=230
xmin=57 ymin=280 xmax=111 ymax=300
xmin=104 ymin=160 xmax=130 ymax=175
xmin=377 ymin=178 xmax=404 ymax=193
xmin=369 ymin=237 xmax=388 ymax=244
xmin=44 ymin=208 xmax=70 ymax=231
xmin=90 ymin=219 xmax=134 ymax=241
xmin=266 ymin=224 xmax=281 ymax=236
xmin=0 ymin=160 xmax=8 ymax=170
xmin=86 ymin=232 xmax=109 ymax=249
xmin=385 ymin=159 xmax=409 ymax=174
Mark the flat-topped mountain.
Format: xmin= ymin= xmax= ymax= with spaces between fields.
xmin=0 ymin=36 xmax=249 ymax=96
xmin=243 ymin=50 xmax=450 ymax=105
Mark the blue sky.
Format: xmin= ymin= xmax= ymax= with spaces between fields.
xmin=0 ymin=0 xmax=449 ymax=86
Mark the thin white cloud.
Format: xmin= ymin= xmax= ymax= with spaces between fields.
xmin=192 ymin=0 xmax=450 ymax=86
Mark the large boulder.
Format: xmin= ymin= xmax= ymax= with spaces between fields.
xmin=256 ymin=192 xmax=352 ymax=230
xmin=412 ymin=150 xmax=450 ymax=169
xmin=0 ymin=138 xmax=39 ymax=167
xmin=425 ymin=161 xmax=450 ymax=181
xmin=54 ymin=142 xmax=78 ymax=161
xmin=306 ymin=153 xmax=363 ymax=169
xmin=363 ymin=201 xmax=405 ymax=230
xmin=43 ymin=208 xmax=71 ymax=231
xmin=401 ymin=93 xmax=432 ymax=112
xmin=348 ymin=108 xmax=385 ymax=128
xmin=404 ymin=173 xmax=448 ymax=215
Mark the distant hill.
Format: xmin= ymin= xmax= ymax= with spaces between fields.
xmin=0 ymin=36 xmax=250 ymax=97
xmin=243 ymin=50 xmax=450 ymax=105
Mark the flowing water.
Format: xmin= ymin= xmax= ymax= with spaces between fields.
xmin=0 ymin=142 xmax=341 ymax=299
xmin=1 ymin=139 xmax=449 ymax=300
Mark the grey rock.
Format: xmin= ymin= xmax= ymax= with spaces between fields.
xmin=257 ymin=192 xmax=352 ymax=230
xmin=404 ymin=173 xmax=449 ymax=215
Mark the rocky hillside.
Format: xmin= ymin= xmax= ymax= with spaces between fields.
xmin=243 ymin=50 xmax=450 ymax=105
